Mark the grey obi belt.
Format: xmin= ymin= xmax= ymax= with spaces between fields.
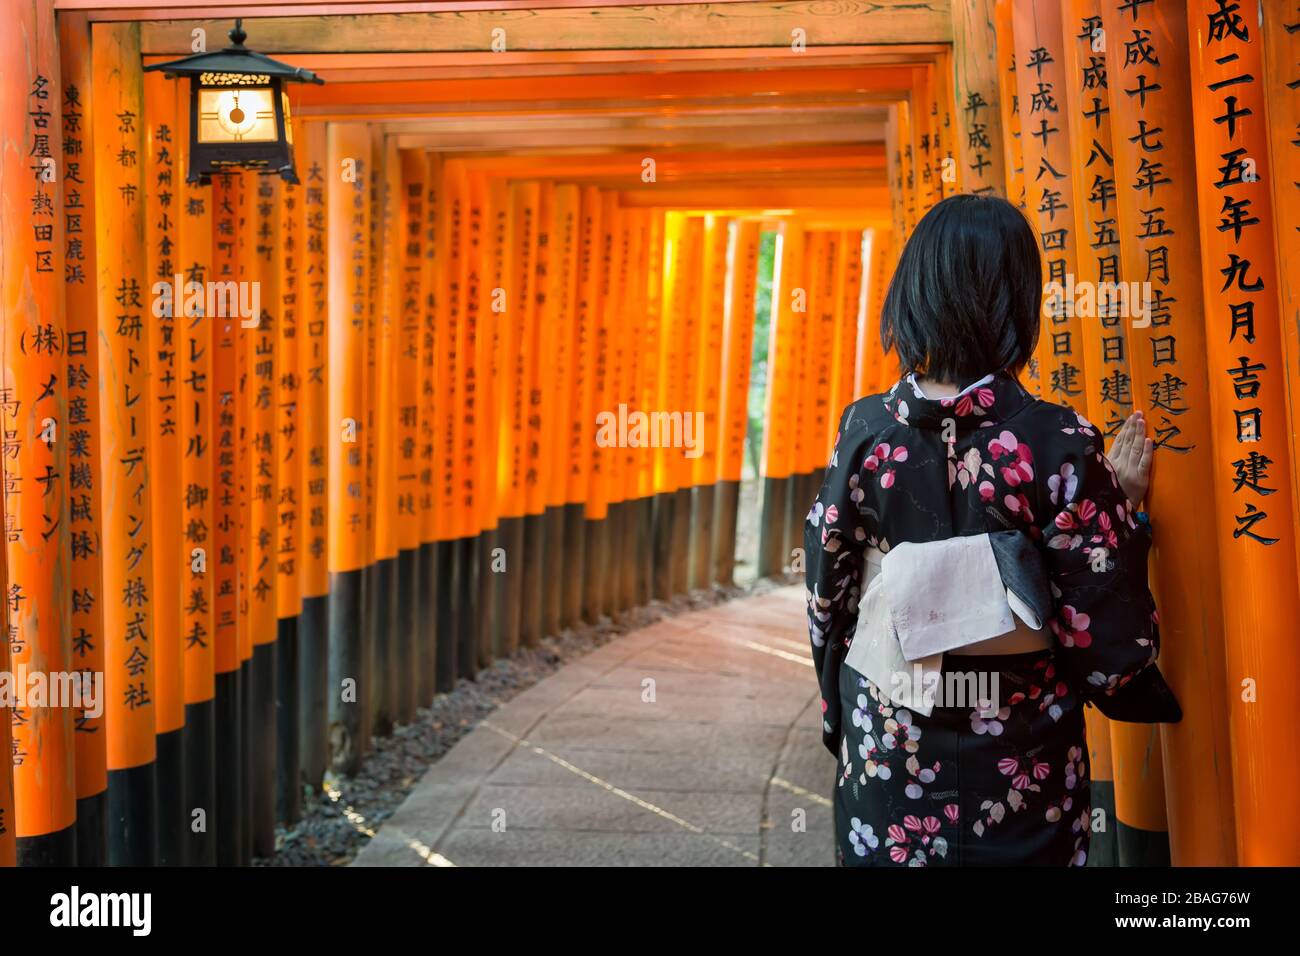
xmin=843 ymin=531 xmax=1053 ymax=717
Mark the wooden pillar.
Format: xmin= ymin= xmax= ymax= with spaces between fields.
xmin=496 ymin=179 xmax=533 ymax=646
xmin=620 ymin=208 xmax=650 ymax=610
xmin=542 ymin=185 xmax=580 ymax=632
xmin=175 ymin=82 xmax=215 ymax=866
xmin=1058 ymin=0 xmax=1128 ymax=868
xmin=143 ymin=66 xmax=186 ymax=867
xmin=275 ymin=170 xmax=303 ymax=824
xmin=784 ymin=225 xmax=814 ymax=565
xmin=952 ymin=0 xmax=1009 ymax=195
xmin=233 ymin=171 xmax=253 ymax=865
xmin=245 ymin=175 xmax=279 ymax=856
xmin=1096 ymin=0 xmax=1236 ymax=870
xmin=58 ymin=8 xmax=108 ymax=867
xmin=565 ymin=186 xmax=598 ymax=616
xmin=935 ymin=48 xmax=961 ymax=197
xmin=418 ymin=151 xmax=442 ymax=698
xmin=210 ymin=172 xmax=242 ymax=863
xmin=474 ymin=170 xmax=502 ymax=664
xmin=1187 ymin=0 xmax=1300 ymax=865
xmin=371 ymin=138 xmax=398 ymax=733
xmin=830 ymin=228 xmax=864 ymax=426
xmin=581 ymin=191 xmax=612 ymax=618
xmin=0 ymin=506 xmax=11 ymax=867
xmin=454 ymin=163 xmax=481 ymax=676
xmin=521 ymin=182 xmax=551 ymax=643
xmin=715 ymin=220 xmax=761 ymax=585
xmin=326 ymin=122 xmax=371 ymax=776
xmin=1263 ymin=2 xmax=1300 ymax=507
xmin=3 ymin=0 xmax=74 ymax=866
xmin=689 ymin=215 xmax=730 ymax=591
xmin=857 ymin=228 xmax=893 ymax=396
xmin=92 ymin=19 xmax=157 ymax=866
xmin=652 ymin=211 xmax=684 ymax=597
xmin=671 ymin=216 xmax=703 ymax=595
xmin=995 ymin=0 xmax=1029 ymax=210
xmin=639 ymin=209 xmax=666 ymax=602
xmin=1013 ymin=0 xmax=1090 ymax=414
xmin=395 ymin=148 xmax=426 ymax=715
xmin=297 ymin=123 xmax=330 ymax=790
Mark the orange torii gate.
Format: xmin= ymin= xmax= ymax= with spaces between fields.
xmin=0 ymin=0 xmax=1297 ymax=873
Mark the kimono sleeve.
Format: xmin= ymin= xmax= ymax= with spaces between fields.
xmin=1039 ymin=430 xmax=1180 ymax=722
xmin=805 ymin=405 xmax=870 ymax=755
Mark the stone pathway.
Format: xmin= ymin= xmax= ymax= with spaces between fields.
xmin=352 ymin=585 xmax=836 ymax=867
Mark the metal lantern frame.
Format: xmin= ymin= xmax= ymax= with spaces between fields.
xmin=143 ymin=19 xmax=323 ymax=185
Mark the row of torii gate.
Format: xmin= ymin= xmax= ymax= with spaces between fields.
xmin=0 ymin=0 xmax=1297 ymax=868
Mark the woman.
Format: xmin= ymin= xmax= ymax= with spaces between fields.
xmin=805 ymin=194 xmax=1180 ymax=867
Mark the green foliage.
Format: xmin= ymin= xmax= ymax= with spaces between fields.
xmin=744 ymin=230 xmax=777 ymax=480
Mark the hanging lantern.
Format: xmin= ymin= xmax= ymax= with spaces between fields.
xmin=144 ymin=19 xmax=323 ymax=185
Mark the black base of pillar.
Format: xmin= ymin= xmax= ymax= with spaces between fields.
xmin=371 ymin=556 xmax=396 ymax=738
xmin=540 ymin=506 xmax=564 ymax=636
xmin=239 ymin=656 xmax=253 ymax=866
xmin=689 ymin=483 xmax=716 ymax=591
xmin=75 ymin=789 xmax=108 ymax=867
xmin=635 ymin=496 xmax=654 ymax=606
xmin=435 ymin=539 xmax=458 ymax=691
xmin=521 ymin=512 xmax=546 ymax=647
xmin=651 ymin=492 xmax=674 ymax=601
xmin=17 ymin=822 xmax=77 ymax=867
xmin=108 ymin=760 xmax=157 ymax=866
xmin=276 ymin=615 xmax=301 ymax=826
xmin=560 ymin=503 xmax=586 ymax=629
xmin=297 ymin=593 xmax=329 ymax=798
xmin=418 ymin=541 xmax=438 ymax=705
xmin=156 ymin=725 xmax=186 ymax=865
xmin=582 ymin=516 xmax=607 ymax=623
xmin=713 ymin=479 xmax=741 ymax=586
xmin=605 ymin=501 xmax=626 ymax=618
xmin=456 ymin=535 xmax=479 ymax=680
xmin=1086 ymin=779 xmax=1118 ymax=867
xmin=214 ymin=668 xmax=242 ymax=865
xmin=327 ymin=568 xmax=365 ymax=776
xmin=758 ymin=475 xmax=790 ymax=579
xmin=476 ymin=528 xmax=498 ymax=670
xmin=670 ymin=486 xmax=692 ymax=595
xmin=1115 ymin=818 xmax=1171 ymax=867
xmin=395 ymin=547 xmax=419 ymax=724
xmin=495 ymin=519 xmax=523 ymax=658
xmin=183 ymin=697 xmax=216 ymax=865
xmin=251 ymin=641 xmax=277 ymax=858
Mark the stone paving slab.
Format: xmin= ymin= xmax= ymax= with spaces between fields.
xmin=353 ymin=585 xmax=836 ymax=867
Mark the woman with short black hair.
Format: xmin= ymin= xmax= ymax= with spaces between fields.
xmin=805 ymin=194 xmax=1180 ymax=866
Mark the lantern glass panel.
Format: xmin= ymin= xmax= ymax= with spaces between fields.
xmin=197 ymin=86 xmax=277 ymax=143
xmin=282 ymin=91 xmax=294 ymax=145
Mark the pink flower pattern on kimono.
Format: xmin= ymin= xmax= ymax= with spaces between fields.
xmin=865 ymin=442 xmax=908 ymax=488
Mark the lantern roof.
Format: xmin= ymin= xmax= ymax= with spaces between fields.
xmin=143 ymin=19 xmax=324 ymax=85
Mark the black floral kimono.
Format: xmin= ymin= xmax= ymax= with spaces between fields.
xmin=804 ymin=372 xmax=1180 ymax=867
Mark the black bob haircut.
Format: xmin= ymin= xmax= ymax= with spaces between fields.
xmin=880 ymin=193 xmax=1042 ymax=383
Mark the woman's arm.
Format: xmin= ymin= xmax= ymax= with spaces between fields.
xmin=1039 ymin=412 xmax=1178 ymax=721
xmin=805 ymin=404 xmax=869 ymax=755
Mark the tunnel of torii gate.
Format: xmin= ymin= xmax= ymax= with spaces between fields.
xmin=0 ymin=0 xmax=1296 ymax=870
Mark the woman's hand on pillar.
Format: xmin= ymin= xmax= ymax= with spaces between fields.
xmin=1108 ymin=410 xmax=1154 ymax=509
